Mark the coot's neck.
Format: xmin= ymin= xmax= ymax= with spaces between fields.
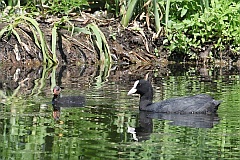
xmin=52 ymin=94 xmax=60 ymax=104
xmin=52 ymin=94 xmax=60 ymax=111
xmin=53 ymin=94 xmax=59 ymax=99
xmin=139 ymin=89 xmax=153 ymax=111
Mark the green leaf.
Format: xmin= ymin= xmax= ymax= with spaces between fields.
xmin=28 ymin=25 xmax=41 ymax=48
xmin=51 ymin=25 xmax=58 ymax=63
xmin=153 ymin=0 xmax=161 ymax=32
xmin=12 ymin=29 xmax=22 ymax=44
xmin=165 ymin=0 xmax=171 ymax=28
xmin=71 ymin=26 xmax=91 ymax=35
xmin=87 ymin=23 xmax=112 ymax=63
xmin=17 ymin=15 xmax=52 ymax=64
xmin=0 ymin=25 xmax=10 ymax=39
xmin=181 ymin=7 xmax=188 ymax=17
xmin=121 ymin=0 xmax=138 ymax=27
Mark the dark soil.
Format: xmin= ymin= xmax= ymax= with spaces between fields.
xmin=0 ymin=13 xmax=169 ymax=65
xmin=0 ymin=12 xmax=239 ymax=66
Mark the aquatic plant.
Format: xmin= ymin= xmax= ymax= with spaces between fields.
xmin=87 ymin=23 xmax=112 ymax=64
xmin=0 ymin=15 xmax=57 ymax=64
xmin=120 ymin=0 xmax=164 ymax=33
xmin=0 ymin=13 xmax=112 ymax=65
xmin=121 ymin=0 xmax=138 ymax=27
xmin=53 ymin=19 xmax=112 ymax=64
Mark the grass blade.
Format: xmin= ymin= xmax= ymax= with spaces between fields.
xmin=90 ymin=25 xmax=104 ymax=62
xmin=16 ymin=15 xmax=51 ymax=64
xmin=88 ymin=23 xmax=112 ymax=63
xmin=0 ymin=25 xmax=10 ymax=39
xmin=12 ymin=29 xmax=22 ymax=44
xmin=51 ymin=24 xmax=58 ymax=63
xmin=153 ymin=0 xmax=161 ymax=32
xmin=165 ymin=0 xmax=170 ymax=28
xmin=121 ymin=0 xmax=139 ymax=27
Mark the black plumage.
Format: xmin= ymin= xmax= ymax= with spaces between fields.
xmin=128 ymin=80 xmax=221 ymax=114
xmin=52 ymin=86 xmax=85 ymax=108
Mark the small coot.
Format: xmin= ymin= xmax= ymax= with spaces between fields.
xmin=128 ymin=80 xmax=221 ymax=114
xmin=52 ymin=86 xmax=85 ymax=120
xmin=52 ymin=86 xmax=85 ymax=108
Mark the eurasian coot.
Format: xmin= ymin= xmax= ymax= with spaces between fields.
xmin=51 ymin=86 xmax=85 ymax=121
xmin=128 ymin=80 xmax=221 ymax=114
xmin=52 ymin=86 xmax=85 ymax=108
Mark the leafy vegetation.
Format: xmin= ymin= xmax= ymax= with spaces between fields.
xmin=1 ymin=1 xmax=240 ymax=159
xmin=87 ymin=23 xmax=112 ymax=64
xmin=165 ymin=0 xmax=240 ymax=59
xmin=0 ymin=14 xmax=57 ymax=64
xmin=0 ymin=0 xmax=111 ymax=65
xmin=110 ymin=0 xmax=240 ymax=60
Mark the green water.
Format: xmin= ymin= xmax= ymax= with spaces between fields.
xmin=1 ymin=64 xmax=240 ymax=159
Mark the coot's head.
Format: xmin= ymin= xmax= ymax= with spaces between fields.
xmin=128 ymin=80 xmax=153 ymax=96
xmin=53 ymin=86 xmax=61 ymax=96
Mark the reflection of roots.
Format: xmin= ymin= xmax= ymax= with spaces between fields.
xmin=2 ymin=61 xmax=236 ymax=97
xmin=0 ymin=63 xmax=169 ymax=96
xmin=0 ymin=64 xmax=99 ymax=96
xmin=0 ymin=65 xmax=43 ymax=94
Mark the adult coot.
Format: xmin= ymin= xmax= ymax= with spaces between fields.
xmin=128 ymin=80 xmax=221 ymax=114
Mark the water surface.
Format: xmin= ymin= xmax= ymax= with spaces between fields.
xmin=1 ymin=63 xmax=240 ymax=159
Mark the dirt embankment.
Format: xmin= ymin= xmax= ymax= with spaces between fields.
xmin=0 ymin=13 xmax=169 ymax=65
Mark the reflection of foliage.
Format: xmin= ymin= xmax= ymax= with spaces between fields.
xmin=1 ymin=0 xmax=240 ymax=62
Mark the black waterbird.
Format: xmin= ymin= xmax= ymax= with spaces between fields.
xmin=128 ymin=80 xmax=221 ymax=114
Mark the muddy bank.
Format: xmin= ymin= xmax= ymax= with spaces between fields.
xmin=1 ymin=12 xmax=239 ymax=65
xmin=0 ymin=13 xmax=168 ymax=65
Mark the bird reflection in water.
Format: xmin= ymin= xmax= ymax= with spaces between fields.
xmin=128 ymin=111 xmax=220 ymax=141
xmin=52 ymin=86 xmax=85 ymax=121
xmin=52 ymin=104 xmax=61 ymax=121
